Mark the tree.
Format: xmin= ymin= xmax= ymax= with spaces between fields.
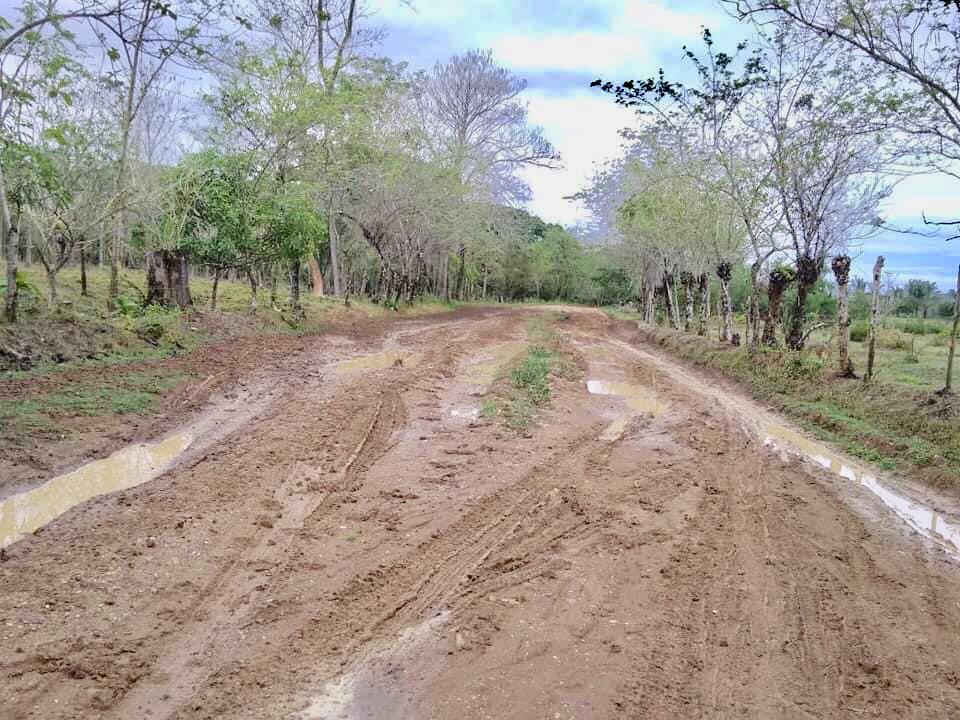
xmin=753 ymin=30 xmax=888 ymax=349
xmin=592 ymin=29 xmax=782 ymax=347
xmin=732 ymin=0 xmax=960 ymax=231
xmin=832 ymin=255 xmax=855 ymax=376
xmin=251 ymin=0 xmax=380 ymax=296
xmin=262 ymin=188 xmax=326 ymax=317
xmin=174 ymin=151 xmax=263 ymax=310
xmin=904 ymin=279 xmax=938 ymax=319
xmin=1 ymin=1 xmax=91 ymax=321
xmin=415 ymin=49 xmax=559 ymax=299
xmin=763 ymin=263 xmax=795 ymax=346
xmin=23 ymin=102 xmax=116 ymax=307
xmin=95 ymin=0 xmax=227 ymax=310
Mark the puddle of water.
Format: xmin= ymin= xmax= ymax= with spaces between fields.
xmin=586 ymin=379 xmax=668 ymax=417
xmin=334 ymin=350 xmax=422 ymax=376
xmin=0 ymin=433 xmax=192 ymax=548
xmin=763 ymin=423 xmax=960 ymax=558
xmin=599 ymin=415 xmax=632 ymax=443
xmin=449 ymin=407 xmax=480 ymax=421
xmin=464 ymin=341 xmax=527 ymax=388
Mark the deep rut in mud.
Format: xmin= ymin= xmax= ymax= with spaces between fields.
xmin=3 ymin=308 xmax=960 ymax=720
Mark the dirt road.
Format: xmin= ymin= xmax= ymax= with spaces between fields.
xmin=3 ymin=308 xmax=960 ymax=719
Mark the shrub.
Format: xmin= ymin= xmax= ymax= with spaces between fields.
xmin=127 ymin=305 xmax=182 ymax=345
xmin=878 ymin=330 xmax=909 ymax=350
xmin=850 ymin=322 xmax=869 ymax=342
xmin=511 ymin=346 xmax=552 ymax=404
xmin=784 ymin=353 xmax=825 ymax=382
xmin=898 ymin=319 xmax=932 ymax=335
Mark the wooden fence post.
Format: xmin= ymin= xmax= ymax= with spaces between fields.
xmin=865 ymin=256 xmax=885 ymax=382
xmin=944 ymin=263 xmax=960 ymax=394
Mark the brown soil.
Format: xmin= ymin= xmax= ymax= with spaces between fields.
xmin=2 ymin=308 xmax=960 ymax=719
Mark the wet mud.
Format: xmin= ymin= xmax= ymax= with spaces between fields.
xmin=2 ymin=308 xmax=960 ymax=720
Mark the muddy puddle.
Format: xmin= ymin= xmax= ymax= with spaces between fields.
xmin=763 ymin=423 xmax=960 ymax=558
xmin=334 ymin=349 xmax=422 ymax=376
xmin=464 ymin=341 xmax=527 ymax=389
xmin=586 ymin=379 xmax=668 ymax=443
xmin=0 ymin=433 xmax=192 ymax=548
xmin=587 ymin=379 xmax=668 ymax=416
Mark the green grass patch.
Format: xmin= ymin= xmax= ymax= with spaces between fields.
xmin=623 ymin=320 xmax=960 ymax=489
xmin=483 ymin=314 xmax=579 ymax=432
xmin=0 ymin=368 xmax=189 ymax=441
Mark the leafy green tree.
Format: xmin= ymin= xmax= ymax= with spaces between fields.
xmin=172 ymin=151 xmax=263 ymax=309
xmin=261 ymin=189 xmax=327 ymax=317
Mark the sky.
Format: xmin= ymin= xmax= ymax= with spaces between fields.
xmin=370 ymin=0 xmax=960 ymax=290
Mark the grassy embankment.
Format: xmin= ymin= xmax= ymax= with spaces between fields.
xmin=481 ymin=313 xmax=579 ymax=431
xmin=608 ymin=308 xmax=960 ymax=490
xmin=0 ymin=264 xmax=455 ymax=447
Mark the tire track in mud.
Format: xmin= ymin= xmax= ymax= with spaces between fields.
xmin=595 ymin=316 xmax=960 ymax=719
xmin=103 ymin=319 xmax=487 ymax=720
xmin=7 ymin=309 xmax=960 ymax=720
xmin=98 ymin=315 xmax=527 ymax=719
xmin=190 ymin=422 xmax=609 ymax=719
xmin=108 ymin=389 xmax=407 ymax=719
xmin=0 ymin=315 xmax=501 ymax=720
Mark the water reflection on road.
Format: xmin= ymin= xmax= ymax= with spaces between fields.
xmin=763 ymin=423 xmax=960 ymax=558
xmin=0 ymin=433 xmax=192 ymax=548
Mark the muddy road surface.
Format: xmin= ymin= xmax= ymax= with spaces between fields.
xmin=3 ymin=308 xmax=960 ymax=719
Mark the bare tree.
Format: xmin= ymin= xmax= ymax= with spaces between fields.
xmin=412 ymin=49 xmax=559 ymax=299
xmin=417 ymin=49 xmax=559 ymax=203
xmin=752 ymin=30 xmax=889 ymax=349
xmin=731 ymin=0 xmax=960 ymax=223
xmin=93 ymin=0 xmax=226 ymax=310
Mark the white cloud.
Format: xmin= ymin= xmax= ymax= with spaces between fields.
xmin=520 ymin=90 xmax=637 ymax=225
xmin=882 ymin=173 xmax=960 ymax=222
xmin=492 ymin=32 xmax=653 ymax=74
xmin=490 ymin=2 xmax=709 ymax=75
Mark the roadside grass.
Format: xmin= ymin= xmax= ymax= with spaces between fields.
xmin=1 ymin=264 xmax=462 ymax=377
xmin=483 ymin=313 xmax=579 ymax=432
xmin=0 ymin=368 xmax=188 ymax=441
xmin=610 ymin=309 xmax=960 ymax=490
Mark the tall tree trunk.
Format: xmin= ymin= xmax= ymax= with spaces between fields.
xmin=2 ymin=193 xmax=18 ymax=323
xmin=456 ymin=244 xmax=466 ymax=301
xmin=832 ymin=255 xmax=855 ymax=377
xmin=24 ymin=221 xmax=32 ymax=265
xmin=661 ymin=282 xmax=672 ymax=328
xmin=944 ymin=263 xmax=960 ymax=394
xmin=110 ymin=115 xmax=134 ymax=312
xmin=786 ymin=255 xmax=820 ymax=351
xmin=247 ymin=269 xmax=258 ymax=310
xmin=441 ymin=254 xmax=450 ymax=302
xmin=79 ymin=241 xmax=88 ymax=297
xmin=682 ymin=273 xmax=695 ymax=332
xmin=289 ymin=259 xmax=302 ymax=317
xmin=716 ymin=262 xmax=734 ymax=343
xmin=210 ymin=267 xmax=221 ymax=310
xmin=328 ymin=214 xmax=342 ymax=296
xmin=482 ymin=268 xmax=488 ymax=300
xmin=865 ymin=256 xmax=885 ymax=382
xmin=697 ymin=274 xmax=708 ymax=336
xmin=145 ymin=250 xmax=193 ymax=309
xmin=763 ymin=267 xmax=793 ymax=347
xmin=663 ymin=277 xmax=680 ymax=329
xmin=308 ymin=256 xmax=325 ymax=297
xmin=746 ymin=261 xmax=763 ymax=349
xmin=269 ymin=266 xmax=279 ymax=309
xmin=644 ymin=284 xmax=655 ymax=324
xmin=46 ymin=268 xmax=58 ymax=309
